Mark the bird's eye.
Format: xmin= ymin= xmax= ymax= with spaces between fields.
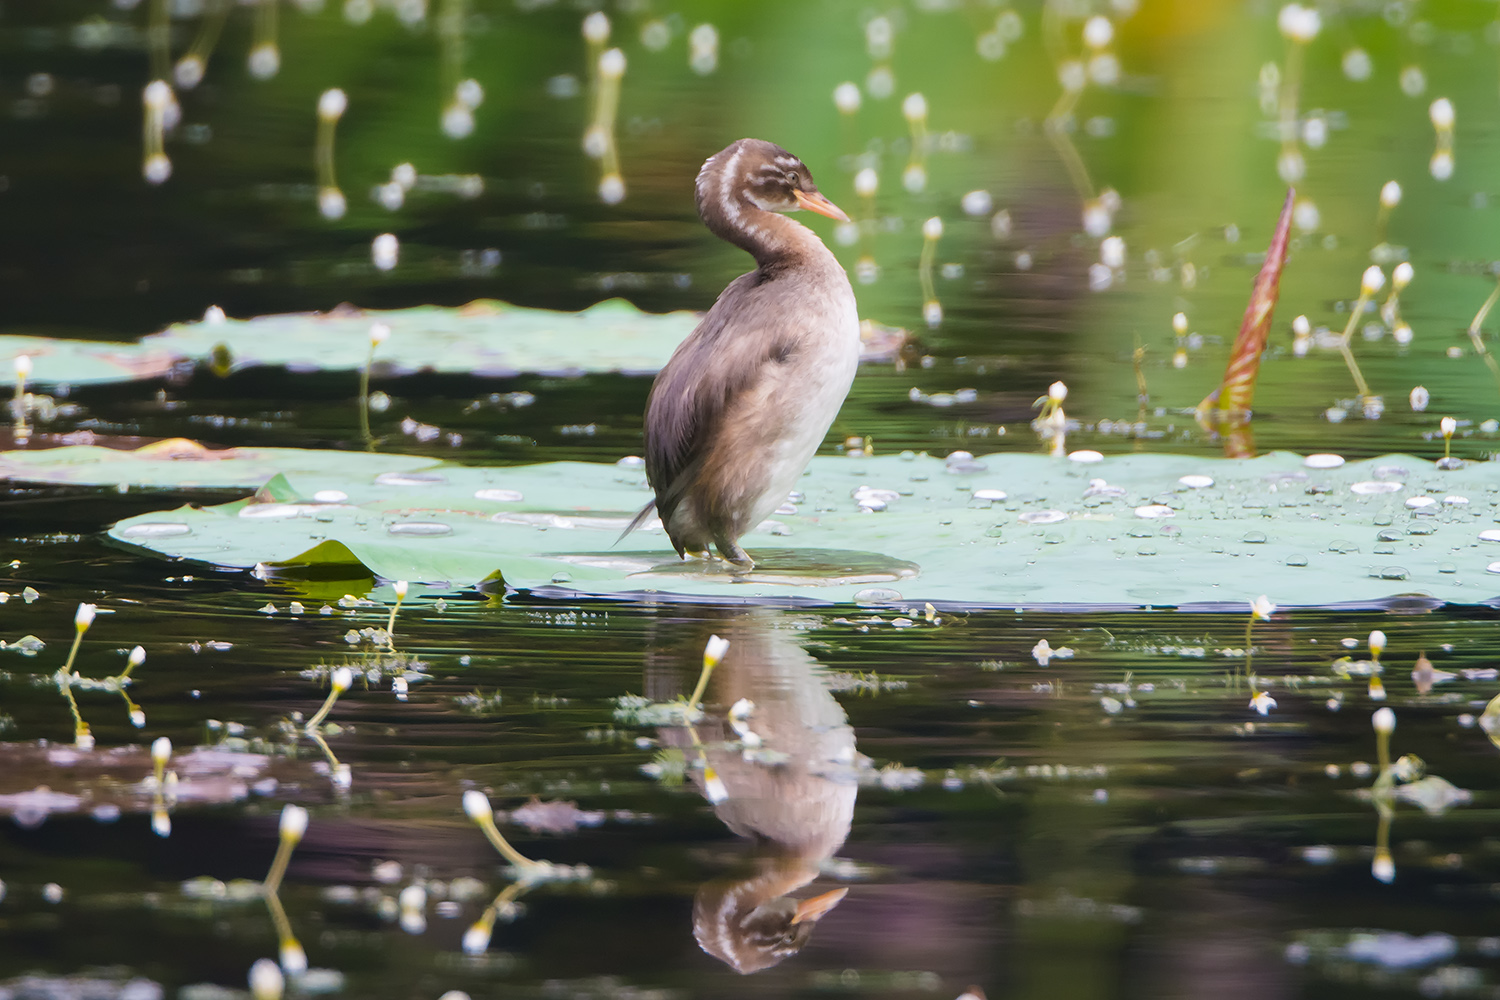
xmin=784 ymin=172 xmax=800 ymax=187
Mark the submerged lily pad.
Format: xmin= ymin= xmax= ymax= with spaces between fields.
xmin=41 ymin=446 xmax=1500 ymax=608
xmin=0 ymin=299 xmax=701 ymax=385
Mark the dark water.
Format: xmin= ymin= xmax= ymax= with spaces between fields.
xmin=7 ymin=2 xmax=1500 ymax=998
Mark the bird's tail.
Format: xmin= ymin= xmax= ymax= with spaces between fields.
xmin=616 ymin=499 xmax=656 ymax=546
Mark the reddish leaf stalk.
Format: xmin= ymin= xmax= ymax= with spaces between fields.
xmin=1199 ymin=189 xmax=1295 ymax=456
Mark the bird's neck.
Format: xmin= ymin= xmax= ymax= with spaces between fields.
xmin=698 ymin=189 xmax=824 ymax=276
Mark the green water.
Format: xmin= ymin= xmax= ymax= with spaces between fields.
xmin=6 ymin=1 xmax=1500 ymax=997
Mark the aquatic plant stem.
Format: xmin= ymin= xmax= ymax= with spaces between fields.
xmin=1334 ymin=291 xmax=1375 ymax=401
xmin=358 ymin=340 xmax=374 ymax=449
xmin=1465 ymin=278 xmax=1500 ymax=396
xmin=469 ymin=803 xmax=540 ymax=869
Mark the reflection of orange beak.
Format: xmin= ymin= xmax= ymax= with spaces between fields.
xmin=793 ymin=188 xmax=851 ymax=223
xmin=789 ymin=887 xmax=849 ymax=925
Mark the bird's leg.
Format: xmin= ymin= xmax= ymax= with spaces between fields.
xmin=715 ymin=537 xmax=755 ymax=571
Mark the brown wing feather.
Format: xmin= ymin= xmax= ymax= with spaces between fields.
xmin=640 ymin=271 xmax=795 ymax=535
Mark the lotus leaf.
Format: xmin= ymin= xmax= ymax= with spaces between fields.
xmin=40 ymin=446 xmax=1500 ymax=608
xmin=0 ymin=299 xmax=701 ymax=385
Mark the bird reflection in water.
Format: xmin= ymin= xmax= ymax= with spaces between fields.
xmin=648 ymin=610 xmax=865 ymax=974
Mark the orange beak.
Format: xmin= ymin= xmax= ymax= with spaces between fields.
xmin=793 ymin=188 xmax=850 ymax=223
xmin=789 ymin=887 xmax=848 ymax=925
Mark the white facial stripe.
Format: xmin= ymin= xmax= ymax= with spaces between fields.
xmin=717 ymin=142 xmax=747 ymax=228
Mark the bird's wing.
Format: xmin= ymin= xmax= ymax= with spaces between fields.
xmin=644 ymin=272 xmax=796 ymax=524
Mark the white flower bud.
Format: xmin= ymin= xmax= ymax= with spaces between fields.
xmin=1360 ymin=266 xmax=1385 ymax=296
xmin=581 ymin=12 xmax=609 ymax=44
xmin=279 ymin=940 xmax=307 ymax=975
xmin=598 ymin=172 xmax=625 ymax=205
xmin=130 ymin=709 xmax=146 ymax=728
xmin=1083 ymin=15 xmax=1113 ymax=49
xmin=1048 ymin=381 xmax=1067 ymax=402
xmin=1101 ymin=236 xmax=1125 ymax=269
xmin=854 ymin=168 xmax=878 ymax=198
xmin=371 ymin=233 xmax=398 ymax=271
xmin=1429 ymin=97 xmax=1454 ymax=131
xmin=393 ymin=580 xmax=409 ymax=599
xmin=1440 ymin=416 xmax=1457 ymax=436
xmin=1368 ymin=630 xmax=1386 ymax=656
xmin=1380 ymin=180 xmax=1402 ymax=208
xmin=152 ymin=736 xmax=172 ymax=766
xmin=1372 ymin=850 xmax=1395 ymax=883
xmin=1372 ymin=706 xmax=1396 ymax=734
xmin=128 ymin=645 xmax=146 ymax=668
xmin=279 ymin=803 xmax=309 ymax=842
xmin=598 ymin=48 xmax=626 ymax=80
xmin=392 ymin=162 xmax=417 ymax=190
xmin=923 ymin=216 xmax=943 ymax=240
xmin=462 ymin=788 xmax=492 ymax=822
xmin=833 ymin=81 xmax=861 ymax=114
xmin=1172 ymin=312 xmax=1188 ymax=336
xmin=1409 ymin=386 xmax=1429 ymax=411
xmin=75 ymin=603 xmax=97 ymax=631
xmin=249 ymin=958 xmax=284 ymax=1000
xmin=1292 ymin=314 xmax=1311 ymax=336
xmin=14 ymin=355 xmax=32 ymax=378
xmin=1392 ymin=261 xmax=1413 ymax=291
xmin=1250 ymin=595 xmax=1276 ymax=620
xmin=902 ymin=92 xmax=927 ymax=122
xmin=317 ymin=88 xmax=347 ymax=121
xmin=330 ymin=667 xmax=353 ymax=692
xmin=704 ymin=634 xmax=730 ymax=667
xmin=462 ymin=922 xmax=493 ymax=955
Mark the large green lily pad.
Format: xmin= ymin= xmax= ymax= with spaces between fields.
xmin=0 ymin=299 xmax=701 ymax=385
xmin=54 ymin=446 xmax=1500 ymax=608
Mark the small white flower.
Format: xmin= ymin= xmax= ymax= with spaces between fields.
xmin=1441 ymin=416 xmax=1457 ymax=436
xmin=392 ymin=580 xmax=409 ymax=599
xmin=330 ymin=667 xmax=353 ymax=692
xmin=130 ymin=709 xmax=146 ymax=728
xmin=463 ymin=789 xmax=492 ymax=822
xmin=14 ymin=354 xmax=32 ymax=378
xmin=1048 ymin=381 xmax=1067 ymax=402
xmin=74 ymin=603 xmax=97 ymax=631
xmin=702 ymin=766 xmax=728 ymax=804
xmin=1392 ymin=262 xmax=1413 ymax=291
xmin=1031 ymin=639 xmax=1054 ymax=666
xmin=1429 ymin=97 xmax=1455 ymax=131
xmin=1249 ymin=691 xmax=1277 ymax=716
xmin=279 ymin=803 xmax=308 ymax=842
xmin=1250 ymin=595 xmax=1276 ymax=620
xmin=922 ymin=216 xmax=943 ymax=240
xmin=1372 ymin=706 xmax=1396 ymax=734
xmin=462 ymin=921 xmax=493 ymax=955
xmin=703 ymin=634 xmax=730 ymax=668
xmin=1379 ymin=180 xmax=1402 ymax=209
xmin=152 ymin=808 xmax=171 ymax=837
xmin=833 ymin=81 xmax=861 ymax=114
xmin=317 ymin=88 xmax=347 ymax=121
xmin=248 ymin=958 xmax=284 ymax=1000
xmin=1360 ymin=265 xmax=1385 ymax=296
xmin=152 ymin=736 xmax=172 ymax=766
xmin=370 ymin=322 xmax=391 ymax=346
xmin=279 ymin=939 xmax=307 ymax=975
xmin=902 ymin=92 xmax=928 ymax=122
xmin=1172 ymin=312 xmax=1188 ymax=335
xmin=1368 ymin=630 xmax=1387 ymax=657
xmin=1372 ymin=850 xmax=1395 ymax=884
